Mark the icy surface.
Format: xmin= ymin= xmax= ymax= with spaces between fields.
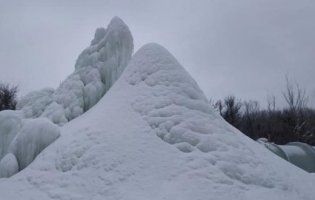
xmin=0 ymin=110 xmax=23 ymax=159
xmin=17 ymin=17 xmax=133 ymax=125
xmin=0 ymin=43 xmax=313 ymax=199
xmin=8 ymin=118 xmax=60 ymax=170
xmin=0 ymin=153 xmax=19 ymax=178
xmin=0 ymin=113 xmax=60 ymax=177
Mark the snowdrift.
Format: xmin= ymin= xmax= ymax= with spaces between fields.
xmin=0 ymin=18 xmax=315 ymax=200
xmin=0 ymin=41 xmax=314 ymax=199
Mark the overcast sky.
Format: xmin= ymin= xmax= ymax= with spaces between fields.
xmin=0 ymin=0 xmax=314 ymax=108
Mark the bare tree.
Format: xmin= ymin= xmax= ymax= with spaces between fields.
xmin=214 ymin=100 xmax=223 ymax=115
xmin=222 ymin=96 xmax=242 ymax=127
xmin=266 ymin=94 xmax=276 ymax=111
xmin=0 ymin=83 xmax=18 ymax=111
xmin=283 ymin=75 xmax=308 ymax=111
xmin=281 ymin=75 xmax=310 ymax=141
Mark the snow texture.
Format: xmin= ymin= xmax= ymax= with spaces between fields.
xmin=0 ymin=153 xmax=19 ymax=178
xmin=0 ymin=43 xmax=313 ymax=199
xmin=17 ymin=16 xmax=133 ymax=125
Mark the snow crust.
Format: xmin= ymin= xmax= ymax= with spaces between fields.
xmin=0 ymin=43 xmax=313 ymax=199
xmin=17 ymin=16 xmax=133 ymax=125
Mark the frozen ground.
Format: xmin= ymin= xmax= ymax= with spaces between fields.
xmin=0 ymin=43 xmax=314 ymax=200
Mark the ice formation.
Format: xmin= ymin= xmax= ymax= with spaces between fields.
xmin=0 ymin=117 xmax=60 ymax=177
xmin=0 ymin=111 xmax=22 ymax=159
xmin=0 ymin=153 xmax=19 ymax=178
xmin=0 ymin=17 xmax=133 ymax=177
xmin=8 ymin=118 xmax=60 ymax=170
xmin=17 ymin=16 xmax=133 ymax=125
xmin=0 ymin=43 xmax=313 ymax=199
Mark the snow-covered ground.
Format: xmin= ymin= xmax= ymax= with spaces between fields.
xmin=0 ymin=18 xmax=314 ymax=199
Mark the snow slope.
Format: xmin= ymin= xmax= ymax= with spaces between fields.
xmin=0 ymin=43 xmax=313 ymax=199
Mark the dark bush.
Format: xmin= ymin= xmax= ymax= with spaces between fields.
xmin=0 ymin=83 xmax=18 ymax=111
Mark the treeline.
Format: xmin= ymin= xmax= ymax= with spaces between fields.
xmin=212 ymin=78 xmax=315 ymax=145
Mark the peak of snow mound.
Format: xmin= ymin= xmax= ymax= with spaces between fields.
xmin=0 ymin=43 xmax=313 ymax=200
xmin=125 ymin=43 xmax=220 ymax=152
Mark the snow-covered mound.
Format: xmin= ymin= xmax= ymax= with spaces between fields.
xmin=0 ymin=43 xmax=313 ymax=200
xmin=17 ymin=16 xmax=133 ymax=125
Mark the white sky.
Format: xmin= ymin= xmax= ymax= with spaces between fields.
xmin=0 ymin=0 xmax=314 ymax=108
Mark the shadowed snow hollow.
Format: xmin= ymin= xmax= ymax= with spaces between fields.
xmin=0 ymin=43 xmax=313 ymax=200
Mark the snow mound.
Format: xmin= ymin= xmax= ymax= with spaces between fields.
xmin=17 ymin=16 xmax=133 ymax=125
xmin=0 ymin=43 xmax=313 ymax=199
xmin=126 ymin=44 xmax=227 ymax=153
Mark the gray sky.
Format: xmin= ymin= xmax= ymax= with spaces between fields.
xmin=0 ymin=0 xmax=314 ymax=108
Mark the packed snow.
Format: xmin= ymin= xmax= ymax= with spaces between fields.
xmin=0 ymin=40 xmax=314 ymax=199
